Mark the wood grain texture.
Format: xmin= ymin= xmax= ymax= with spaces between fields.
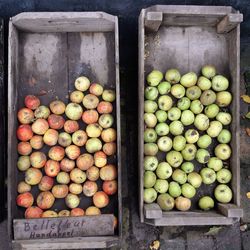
xmin=217 ymin=13 xmax=243 ymax=33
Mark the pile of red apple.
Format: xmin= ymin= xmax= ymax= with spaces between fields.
xmin=16 ymin=76 xmax=117 ymax=223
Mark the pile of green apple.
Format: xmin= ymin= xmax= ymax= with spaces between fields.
xmin=143 ymin=65 xmax=233 ymax=211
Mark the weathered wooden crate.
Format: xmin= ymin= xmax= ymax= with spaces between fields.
xmin=138 ymin=5 xmax=243 ymax=226
xmin=8 ymin=12 xmax=121 ymax=249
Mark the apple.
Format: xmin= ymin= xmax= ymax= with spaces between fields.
xmin=144 ymin=100 xmax=158 ymax=113
xmin=144 ymin=128 xmax=157 ymax=143
xmin=143 ymin=188 xmax=157 ymax=203
xmin=216 ymin=91 xmax=232 ymax=107
xmin=86 ymin=166 xmax=100 ymax=181
xmin=169 ymin=121 xmax=184 ymax=136
xmin=204 ymin=104 xmax=219 ymax=118
xmin=181 ymin=183 xmax=196 ymax=198
xmin=187 ymin=172 xmax=202 ymax=188
xmin=196 ymin=149 xmax=210 ymax=164
xmin=207 ymin=157 xmax=223 ymax=172
xmin=172 ymin=169 xmax=187 ymax=184
xmin=200 ymin=90 xmax=216 ymax=106
xmin=144 ymin=113 xmax=157 ymax=128
xmin=185 ymin=129 xmax=199 ymax=144
xmin=70 ymin=90 xmax=84 ymax=103
xmin=16 ymin=192 xmax=34 ymax=208
xmin=76 ymin=153 xmax=94 ymax=171
xmin=85 ymin=206 xmax=101 ymax=216
xmin=207 ymin=121 xmax=223 ymax=138
xmin=93 ymin=191 xmax=110 ymax=208
xmin=103 ymin=180 xmax=118 ymax=195
xmin=65 ymin=193 xmax=80 ymax=209
xmin=181 ymin=144 xmax=197 ymax=161
xmin=171 ymin=84 xmax=186 ymax=99
xmin=25 ymin=206 xmax=43 ymax=219
xmin=198 ymin=196 xmax=214 ymax=210
xmin=65 ymin=145 xmax=81 ymax=160
xmin=194 ymin=114 xmax=209 ymax=131
xmin=168 ymin=107 xmax=181 ymax=121
xmin=30 ymin=135 xmax=43 ymax=150
xmin=158 ymin=81 xmax=171 ymax=95
xmin=98 ymin=114 xmax=114 ymax=128
xmin=166 ymin=150 xmax=183 ymax=168
xmin=102 ymin=89 xmax=116 ymax=102
xmin=154 ymin=179 xmax=169 ymax=193
xmin=37 ymin=191 xmax=55 ymax=209
xmin=216 ymin=112 xmax=232 ymax=125
xmin=90 ymin=83 xmax=104 ymax=96
xmin=42 ymin=210 xmax=58 ymax=218
xmin=45 ymin=160 xmax=60 ymax=177
xmin=32 ymin=118 xmax=49 ymax=135
xmin=49 ymin=100 xmax=65 ymax=115
xmin=103 ymin=142 xmax=116 ymax=156
xmin=180 ymin=72 xmax=197 ymax=87
xmin=175 ymin=196 xmax=191 ymax=211
xmin=83 ymin=181 xmax=98 ymax=197
xmin=165 ymin=68 xmax=181 ymax=84
xmin=64 ymin=120 xmax=79 ymax=133
xmin=34 ymin=105 xmax=50 ymax=119
xmin=57 ymin=172 xmax=70 ymax=184
xmin=69 ymin=183 xmax=83 ymax=195
xmin=168 ymin=181 xmax=181 ymax=197
xmin=65 ymin=103 xmax=83 ymax=120
xmin=97 ymin=101 xmax=113 ymax=114
xmin=144 ymin=143 xmax=158 ymax=156
xmin=158 ymin=95 xmax=173 ymax=111
xmin=58 ymin=132 xmax=72 ymax=147
xmin=177 ymin=97 xmax=191 ymax=110
xmin=197 ymin=76 xmax=212 ymax=90
xmin=47 ymin=114 xmax=65 ymax=130
xmin=48 ymin=146 xmax=65 ymax=161
xmin=190 ymin=100 xmax=204 ymax=114
xmin=17 ymin=181 xmax=31 ymax=193
xmin=181 ymin=110 xmax=195 ymax=126
xmin=82 ymin=94 xmax=99 ymax=109
xmin=217 ymin=129 xmax=231 ymax=144
xmin=71 ymin=208 xmax=85 ymax=217
xmin=74 ymin=76 xmax=90 ymax=91
xmin=157 ymin=136 xmax=172 ymax=152
xmin=181 ymin=162 xmax=194 ymax=174
xmin=145 ymin=86 xmax=158 ymax=100
xmin=100 ymin=164 xmax=117 ymax=181
xmin=201 ymin=65 xmax=216 ymax=79
xmin=25 ymin=168 xmax=42 ymax=185
xmin=200 ymin=168 xmax=216 ymax=184
xmin=216 ymin=169 xmax=232 ymax=184
xmin=215 ymin=144 xmax=231 ymax=160
xmin=214 ymin=184 xmax=232 ymax=203
xmin=17 ymin=156 xmax=30 ymax=171
xmin=86 ymin=138 xmax=102 ymax=153
xmin=147 ymin=70 xmax=163 ymax=86
xmin=212 ymin=75 xmax=229 ymax=91
xmin=156 ymin=162 xmax=172 ymax=179
xmin=82 ymin=110 xmax=99 ymax=125
xmin=17 ymin=124 xmax=33 ymax=141
xmin=172 ymin=135 xmax=186 ymax=151
xmin=101 ymin=128 xmax=116 ymax=143
xmin=94 ymin=151 xmax=107 ymax=168
xmin=186 ymin=86 xmax=201 ymax=100
xmin=70 ymin=168 xmax=86 ymax=184
xmin=60 ymin=158 xmax=75 ymax=172
xmin=38 ymin=176 xmax=54 ymax=191
xmin=52 ymin=184 xmax=69 ymax=198
xmin=18 ymin=108 xmax=34 ymax=124
xmin=157 ymin=193 xmax=174 ymax=211
xmin=71 ymin=130 xmax=87 ymax=147
xmin=43 ymin=129 xmax=58 ymax=146
xmin=197 ymin=134 xmax=212 ymax=149
xmin=58 ymin=210 xmax=70 ymax=217
xmin=17 ymin=142 xmax=32 ymax=156
xmin=24 ymin=95 xmax=40 ymax=110
xmin=30 ymin=152 xmax=46 ymax=168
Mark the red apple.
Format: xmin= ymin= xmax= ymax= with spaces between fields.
xmin=48 ymin=146 xmax=65 ymax=161
xmin=82 ymin=110 xmax=99 ymax=124
xmin=93 ymin=191 xmax=109 ymax=208
xmin=48 ymin=114 xmax=65 ymax=130
xmin=38 ymin=176 xmax=54 ymax=191
xmin=100 ymin=165 xmax=117 ymax=181
xmin=24 ymin=95 xmax=40 ymax=110
xmin=102 ymin=180 xmax=118 ymax=195
xmin=65 ymin=145 xmax=80 ymax=160
xmin=52 ymin=184 xmax=69 ymax=198
xmin=83 ymin=181 xmax=98 ymax=197
xmin=43 ymin=129 xmax=59 ymax=146
xmin=30 ymin=151 xmax=47 ymax=168
xmin=64 ymin=120 xmax=79 ymax=134
xmin=70 ymin=208 xmax=85 ymax=217
xmin=97 ymin=101 xmax=113 ymax=114
xmin=31 ymin=118 xmax=49 ymax=135
xmin=103 ymin=142 xmax=116 ymax=156
xmin=30 ymin=135 xmax=44 ymax=150
xmin=94 ymin=151 xmax=107 ymax=168
xmin=36 ymin=191 xmax=55 ymax=209
xmin=49 ymin=100 xmax=66 ymax=115
xmin=86 ymin=166 xmax=100 ymax=181
xmin=89 ymin=83 xmax=103 ymax=96
xmin=45 ymin=159 xmax=60 ymax=177
xmin=60 ymin=158 xmax=75 ymax=172
xmin=17 ymin=142 xmax=32 ymax=155
xmin=42 ymin=210 xmax=58 ymax=218
xmin=76 ymin=153 xmax=94 ymax=171
xmin=17 ymin=108 xmax=34 ymax=124
xmin=25 ymin=206 xmax=43 ymax=219
xmin=17 ymin=124 xmax=33 ymax=141
xmin=25 ymin=168 xmax=43 ymax=185
xmin=16 ymin=192 xmax=34 ymax=208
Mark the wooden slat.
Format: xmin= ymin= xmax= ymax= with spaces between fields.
xmin=217 ymin=14 xmax=243 ymax=33
xmin=144 ymin=203 xmax=162 ymax=219
xmin=218 ymin=203 xmax=243 ymax=218
xmin=145 ymin=11 xmax=163 ymax=32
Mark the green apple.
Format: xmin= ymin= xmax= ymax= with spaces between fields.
xmin=194 ymin=114 xmax=209 ymax=131
xmin=216 ymin=169 xmax=232 ymax=184
xmin=172 ymin=169 xmax=187 ymax=184
xmin=204 ymin=104 xmax=219 ymax=118
xmin=165 ymin=69 xmax=181 ymax=84
xmin=180 ymin=72 xmax=197 ymax=87
xmin=186 ymin=86 xmax=201 ymax=100
xmin=144 ymin=188 xmax=157 ymax=203
xmin=147 ymin=70 xmax=163 ymax=86
xmin=169 ymin=121 xmax=184 ymax=136
xmin=216 ymin=91 xmax=232 ymax=107
xmin=185 ymin=129 xmax=199 ymax=144
xmin=181 ymin=144 xmax=197 ymax=161
xmin=187 ymin=172 xmax=202 ymax=188
xmin=173 ymin=135 xmax=186 ymax=151
xmin=144 ymin=128 xmax=157 ymax=143
xmin=200 ymin=168 xmax=216 ymax=185
xmin=156 ymin=162 xmax=172 ymax=179
xmin=181 ymin=110 xmax=195 ymax=126
xmin=177 ymin=97 xmax=191 ymax=110
xmin=198 ymin=196 xmax=214 ymax=210
xmin=197 ymin=76 xmax=212 ymax=90
xmin=212 ymin=75 xmax=229 ymax=91
xmin=86 ymin=138 xmax=102 ymax=153
xmin=207 ymin=157 xmax=223 ymax=172
xmin=168 ymin=107 xmax=181 ymax=121
xmin=217 ymin=129 xmax=231 ymax=144
xmin=207 ymin=121 xmax=223 ymax=138
xmin=196 ymin=149 xmax=210 ymax=164
xmin=197 ymin=134 xmax=212 ymax=149
xmin=144 ymin=143 xmax=159 ymax=156
xmin=201 ymin=65 xmax=216 ymax=79
xmin=171 ymin=84 xmax=186 ymax=99
xmin=157 ymin=193 xmax=175 ymax=211
xmin=144 ymin=113 xmax=157 ymax=128
xmin=158 ymin=81 xmax=171 ymax=94
xmin=214 ymin=184 xmax=232 ymax=203
xmin=190 ymin=100 xmax=204 ymax=114
xmin=144 ymin=156 xmax=158 ymax=171
xmin=175 ymin=196 xmax=191 ymax=211
xmin=166 ymin=151 xmax=183 ymax=168
xmin=200 ymin=90 xmax=216 ymax=106
xmin=145 ymin=86 xmax=159 ymax=100
xmin=158 ymin=95 xmax=173 ymax=111
xmin=168 ymin=181 xmax=182 ymax=197
xmin=216 ymin=112 xmax=232 ymax=125
xmin=155 ymin=110 xmax=168 ymax=123
xmin=215 ymin=144 xmax=231 ymax=160
xmin=181 ymin=183 xmax=196 ymax=199
xmin=144 ymin=171 xmax=157 ymax=188
xmin=181 ymin=162 xmax=194 ymax=173
xmin=154 ymin=179 xmax=169 ymax=193
xmin=157 ymin=136 xmax=172 ymax=152
xmin=144 ymin=100 xmax=158 ymax=113
xmin=155 ymin=123 xmax=169 ymax=136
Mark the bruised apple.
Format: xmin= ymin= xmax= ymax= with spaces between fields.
xmin=83 ymin=181 xmax=98 ymax=197
xmin=75 ymin=76 xmax=90 ymax=91
xmin=38 ymin=176 xmax=54 ymax=191
xmin=25 ymin=206 xmax=43 ymax=219
xmin=42 ymin=210 xmax=58 ymax=218
xmin=94 ymin=151 xmax=107 ymax=168
xmin=58 ymin=132 xmax=72 ymax=147
xmin=58 ymin=210 xmax=70 ymax=217
xmin=25 ymin=95 xmax=40 ymax=110
xmin=69 ymin=183 xmax=83 ymax=195
xmin=31 ymin=119 xmax=49 ymax=135
xmin=65 ymin=193 xmax=80 ymax=209
xmin=85 ymin=206 xmax=101 ymax=215
xmin=70 ymin=208 xmax=85 ymax=217
xmin=30 ymin=151 xmax=47 ymax=168
xmin=45 ymin=160 xmax=60 ymax=177
xmin=70 ymin=168 xmax=86 ymax=184
xmin=36 ymin=191 xmax=55 ymax=209
xmin=43 ymin=129 xmax=58 ymax=146
xmin=103 ymin=180 xmax=117 ymax=195
xmin=65 ymin=145 xmax=81 ymax=160
xmin=30 ymin=135 xmax=44 ymax=149
xmin=86 ymin=166 xmax=100 ymax=181
xmin=48 ymin=114 xmax=65 ymax=130
xmin=16 ymin=192 xmax=34 ymax=208
xmin=86 ymin=123 xmax=102 ymax=138
xmin=82 ymin=94 xmax=99 ymax=109
xmin=17 ymin=181 xmax=31 ymax=193
xmin=65 ymin=103 xmax=83 ymax=120
xmin=103 ymin=142 xmax=116 ymax=156
xmin=102 ymin=89 xmax=115 ymax=102
xmin=25 ymin=168 xmax=42 ymax=185
xmin=64 ymin=120 xmax=79 ymax=133
xmin=85 ymin=138 xmax=102 ymax=153
xmin=49 ymin=100 xmax=66 ymax=115
xmin=89 ymin=83 xmax=103 ymax=96
xmin=97 ymin=101 xmax=113 ymax=114
xmin=98 ymin=114 xmax=114 ymax=129
xmin=17 ymin=142 xmax=32 ymax=155
xmin=70 ymin=90 xmax=84 ymax=103
xmin=48 ymin=146 xmax=65 ymax=161
xmin=93 ymin=191 xmax=109 ymax=208
xmin=57 ymin=172 xmax=70 ymax=184
xmin=18 ymin=157 xmax=30 ymax=172
xmin=82 ymin=110 xmax=99 ymax=124
xmin=34 ymin=105 xmax=50 ymax=119
xmin=76 ymin=153 xmax=94 ymax=170
xmin=72 ymin=130 xmax=87 ymax=146
xmin=60 ymin=158 xmax=75 ymax=172
xmin=52 ymin=184 xmax=69 ymax=198
xmin=100 ymin=165 xmax=117 ymax=181
xmin=101 ymin=128 xmax=116 ymax=143
xmin=17 ymin=124 xmax=33 ymax=141
xmin=17 ymin=108 xmax=34 ymax=124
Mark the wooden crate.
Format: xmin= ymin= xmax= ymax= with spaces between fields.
xmin=138 ymin=5 xmax=243 ymax=226
xmin=8 ymin=12 xmax=121 ymax=249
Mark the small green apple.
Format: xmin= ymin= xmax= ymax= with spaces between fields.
xmin=212 ymin=75 xmax=229 ymax=91
xmin=216 ymin=91 xmax=232 ymax=107
xmin=172 ymin=169 xmax=187 ymax=184
xmin=216 ymin=168 xmax=232 ymax=184
xmin=145 ymin=86 xmax=159 ymax=100
xmin=181 ymin=144 xmax=197 ymax=161
xmin=185 ymin=129 xmax=199 ymax=144
xmin=144 ymin=143 xmax=159 ymax=156
xmin=155 ymin=110 xmax=167 ymax=122
xmin=181 ymin=110 xmax=195 ymax=126
xmin=204 ymin=104 xmax=219 ymax=118
xmin=144 ymin=128 xmax=157 ymax=143
xmin=172 ymin=135 xmax=186 ymax=151
xmin=169 ymin=121 xmax=184 ymax=136
xmin=157 ymin=193 xmax=175 ymax=211
xmin=158 ymin=81 xmax=171 ymax=95
xmin=186 ymin=86 xmax=201 ymax=100
xmin=197 ymin=76 xmax=212 ymax=90
xmin=144 ymin=171 xmax=157 ymax=188
xmin=216 ymin=112 xmax=232 ymax=125
xmin=177 ymin=97 xmax=191 ymax=110
xmin=180 ymin=72 xmax=197 ymax=87
xmin=166 ymin=151 xmax=183 ymax=168
xmin=144 ymin=188 xmax=157 ymax=203
xmin=190 ymin=100 xmax=204 ymax=114
xmin=144 ymin=100 xmax=158 ymax=113
xmin=200 ymin=90 xmax=216 ymax=106
xmin=214 ymin=184 xmax=232 ymax=203
xmin=144 ymin=113 xmax=157 ymax=128
xmin=197 ymin=134 xmax=212 ymax=149
xmin=147 ymin=70 xmax=163 ymax=86
xmin=207 ymin=157 xmax=223 ymax=172
xmin=144 ymin=156 xmax=158 ymax=171
xmin=168 ymin=181 xmax=182 ymax=198
xmin=155 ymin=123 xmax=169 ymax=136
xmin=194 ymin=114 xmax=209 ymax=131
xmin=217 ymin=129 xmax=231 ymax=144
xmin=158 ymin=95 xmax=173 ymax=111
xmin=207 ymin=121 xmax=223 ymax=138
xmin=200 ymin=168 xmax=216 ymax=185
xmin=181 ymin=183 xmax=196 ymax=199
xmin=165 ymin=69 xmax=181 ymax=84
xmin=198 ymin=196 xmax=214 ymax=210
xmin=201 ymin=65 xmax=216 ymax=79
xmin=156 ymin=162 xmax=172 ymax=179
xmin=171 ymin=84 xmax=186 ymax=99
xmin=187 ymin=172 xmax=202 ymax=188
xmin=154 ymin=179 xmax=169 ymax=193
xmin=196 ymin=149 xmax=210 ymax=164
xmin=215 ymin=144 xmax=231 ymax=160
xmin=181 ymin=162 xmax=194 ymax=173
xmin=157 ymin=136 xmax=173 ymax=152
xmin=168 ymin=107 xmax=181 ymax=121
